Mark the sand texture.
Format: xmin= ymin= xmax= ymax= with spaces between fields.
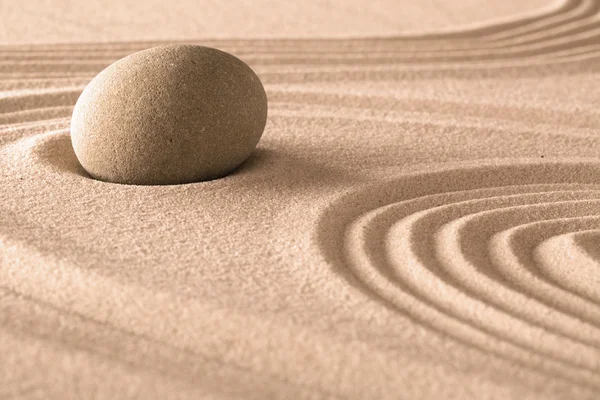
xmin=1 ymin=0 xmax=600 ymax=398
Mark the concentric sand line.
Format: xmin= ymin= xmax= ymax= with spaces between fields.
xmin=317 ymin=161 xmax=600 ymax=388
xmin=2 ymin=1 xmax=600 ymax=397
xmin=535 ymin=230 xmax=600 ymax=304
xmin=2 ymin=1 xmax=600 ymax=86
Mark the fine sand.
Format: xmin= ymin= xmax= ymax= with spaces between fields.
xmin=1 ymin=0 xmax=600 ymax=399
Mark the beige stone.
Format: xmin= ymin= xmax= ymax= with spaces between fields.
xmin=70 ymin=44 xmax=268 ymax=185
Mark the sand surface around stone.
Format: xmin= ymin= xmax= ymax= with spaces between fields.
xmin=1 ymin=1 xmax=600 ymax=399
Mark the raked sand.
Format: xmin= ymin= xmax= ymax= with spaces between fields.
xmin=2 ymin=0 xmax=600 ymax=398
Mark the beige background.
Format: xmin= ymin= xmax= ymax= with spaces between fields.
xmin=1 ymin=0 xmax=554 ymax=42
xmin=1 ymin=0 xmax=600 ymax=399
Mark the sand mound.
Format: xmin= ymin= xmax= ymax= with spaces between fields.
xmin=1 ymin=0 xmax=600 ymax=398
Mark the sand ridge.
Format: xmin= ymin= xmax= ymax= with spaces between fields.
xmin=318 ymin=161 xmax=600 ymax=390
xmin=1 ymin=0 xmax=600 ymax=399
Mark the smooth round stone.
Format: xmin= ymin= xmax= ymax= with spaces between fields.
xmin=71 ymin=44 xmax=268 ymax=185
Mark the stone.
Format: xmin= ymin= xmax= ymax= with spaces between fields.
xmin=70 ymin=44 xmax=268 ymax=185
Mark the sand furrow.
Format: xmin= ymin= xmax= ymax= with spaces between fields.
xmin=3 ymin=54 xmax=598 ymax=86
xmin=1 ymin=2 xmax=600 ymax=68
xmin=4 ymin=29 xmax=600 ymax=69
xmin=317 ymin=161 xmax=600 ymax=389
xmin=535 ymin=231 xmax=600 ymax=304
xmin=3 ymin=1 xmax=600 ymax=398
xmin=0 ymin=1 xmax=583 ymax=51
xmin=490 ymin=220 xmax=600 ymax=314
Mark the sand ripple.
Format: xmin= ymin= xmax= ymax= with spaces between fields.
xmin=2 ymin=0 xmax=600 ymax=84
xmin=2 ymin=1 xmax=600 ymax=398
xmin=317 ymin=161 xmax=600 ymax=388
xmin=2 ymin=1 xmax=600 ymax=128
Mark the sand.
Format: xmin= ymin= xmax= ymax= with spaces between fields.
xmin=1 ymin=0 xmax=600 ymax=398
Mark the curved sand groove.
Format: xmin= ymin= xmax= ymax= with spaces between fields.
xmin=0 ymin=106 xmax=73 ymax=126
xmin=2 ymin=2 xmax=600 ymax=79
xmin=483 ymin=0 xmax=597 ymax=41
xmin=412 ymin=195 xmax=600 ymax=342
xmin=376 ymin=196 xmax=600 ymax=367
xmin=6 ymin=85 xmax=600 ymax=132
xmin=534 ymin=230 xmax=600 ymax=304
xmin=0 ymin=66 xmax=588 ymax=90
xmin=4 ymin=29 xmax=600 ymax=68
xmin=3 ymin=1 xmax=600 ymax=398
xmin=268 ymin=90 xmax=600 ymax=131
xmin=575 ymin=232 xmax=600 ymax=262
xmin=490 ymin=220 xmax=600 ymax=315
xmin=0 ymin=0 xmax=587 ymax=49
xmin=0 ymin=88 xmax=81 ymax=114
xmin=317 ymin=161 xmax=600 ymax=388
xmin=1 ymin=57 xmax=598 ymax=88
xmin=6 ymin=134 xmax=586 ymax=398
xmin=433 ymin=204 xmax=600 ymax=340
